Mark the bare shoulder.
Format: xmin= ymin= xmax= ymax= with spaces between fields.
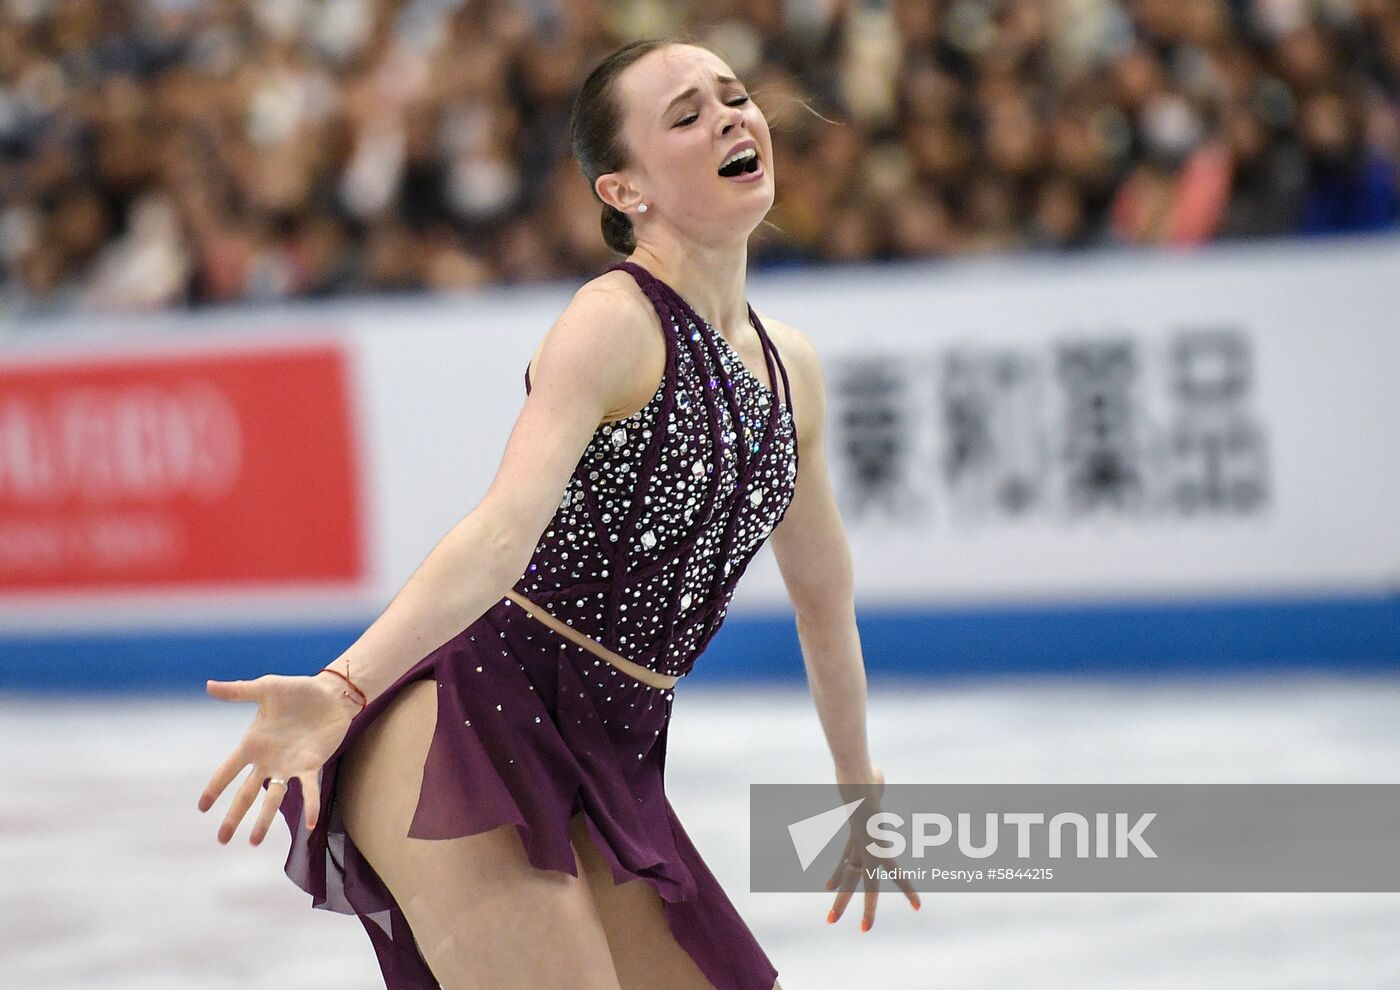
xmin=753 ymin=310 xmax=825 ymax=446
xmin=552 ymin=271 xmax=655 ymax=350
xmin=755 ymin=311 xmax=821 ymax=383
xmin=528 ymin=270 xmax=657 ymax=377
xmin=574 ymin=269 xmax=658 ymax=339
xmin=754 ymin=311 xmax=824 ymax=401
xmin=527 ymin=270 xmax=667 ymax=423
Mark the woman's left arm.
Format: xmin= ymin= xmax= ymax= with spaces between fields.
xmin=763 ymin=317 xmax=875 ymax=785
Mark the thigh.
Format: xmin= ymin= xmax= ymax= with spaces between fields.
xmin=338 ymin=677 xmax=622 ymax=990
xmin=568 ymin=813 xmax=781 ymax=990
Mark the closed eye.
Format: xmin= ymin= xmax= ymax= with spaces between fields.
xmin=675 ymin=96 xmax=750 ymax=127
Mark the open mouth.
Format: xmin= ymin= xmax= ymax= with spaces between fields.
xmin=718 ymin=149 xmax=761 ymax=178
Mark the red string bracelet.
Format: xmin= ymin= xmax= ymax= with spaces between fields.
xmin=317 ymin=665 xmax=367 ymax=711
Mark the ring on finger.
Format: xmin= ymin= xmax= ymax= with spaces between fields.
xmin=268 ymin=776 xmax=289 ymax=787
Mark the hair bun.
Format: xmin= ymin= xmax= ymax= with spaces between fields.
xmin=600 ymin=203 xmax=636 ymax=255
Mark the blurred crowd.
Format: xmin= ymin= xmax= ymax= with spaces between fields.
xmin=1 ymin=0 xmax=1398 ymax=315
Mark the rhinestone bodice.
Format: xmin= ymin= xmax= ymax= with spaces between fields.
xmin=511 ymin=261 xmax=799 ymax=678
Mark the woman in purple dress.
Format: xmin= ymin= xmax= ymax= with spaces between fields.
xmin=198 ymin=38 xmax=917 ymax=990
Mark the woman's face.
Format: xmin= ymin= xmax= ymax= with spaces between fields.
xmin=605 ymin=45 xmax=774 ymax=245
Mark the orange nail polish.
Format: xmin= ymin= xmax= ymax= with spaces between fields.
xmin=913 ymin=899 xmax=921 ymax=911
xmin=861 ymin=918 xmax=871 ymax=932
xmin=826 ymin=910 xmax=836 ymax=924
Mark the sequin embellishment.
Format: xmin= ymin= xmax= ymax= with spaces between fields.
xmin=512 ymin=261 xmax=799 ymax=679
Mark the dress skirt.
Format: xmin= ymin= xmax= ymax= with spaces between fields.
xmin=273 ymin=595 xmax=779 ymax=990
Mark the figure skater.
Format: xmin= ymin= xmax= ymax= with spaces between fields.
xmin=198 ymin=37 xmax=918 ymax=990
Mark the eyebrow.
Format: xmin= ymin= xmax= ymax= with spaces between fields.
xmin=662 ymin=75 xmax=740 ymax=116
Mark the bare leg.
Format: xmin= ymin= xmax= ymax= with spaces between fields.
xmin=569 ymin=812 xmax=781 ymax=990
xmin=338 ymin=678 xmax=623 ymax=990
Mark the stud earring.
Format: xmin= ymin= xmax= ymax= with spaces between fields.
xmin=637 ymin=203 xmax=648 ymax=213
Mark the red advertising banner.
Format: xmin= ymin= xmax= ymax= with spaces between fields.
xmin=0 ymin=343 xmax=365 ymax=591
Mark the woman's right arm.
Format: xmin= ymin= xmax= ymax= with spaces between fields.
xmin=322 ymin=280 xmax=656 ymax=704
xmin=199 ymin=279 xmax=657 ymax=843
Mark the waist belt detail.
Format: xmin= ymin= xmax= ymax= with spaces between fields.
xmin=502 ymin=589 xmax=680 ymax=690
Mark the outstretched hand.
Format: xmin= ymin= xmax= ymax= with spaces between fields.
xmin=197 ymin=673 xmax=359 ymax=846
xmin=824 ymin=765 xmax=922 ymax=931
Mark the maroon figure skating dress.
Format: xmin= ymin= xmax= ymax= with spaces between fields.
xmin=274 ymin=260 xmax=798 ymax=989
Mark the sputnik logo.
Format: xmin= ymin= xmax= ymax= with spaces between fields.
xmin=787 ymin=797 xmax=865 ymax=870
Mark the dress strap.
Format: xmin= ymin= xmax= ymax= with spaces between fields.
xmin=593 ymin=259 xmax=685 ymax=648
xmin=748 ymin=304 xmax=794 ymax=419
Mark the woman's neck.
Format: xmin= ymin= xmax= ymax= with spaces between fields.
xmin=626 ymin=243 xmax=750 ymax=342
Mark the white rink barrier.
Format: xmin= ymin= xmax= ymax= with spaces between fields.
xmin=1 ymin=235 xmax=1397 ymax=688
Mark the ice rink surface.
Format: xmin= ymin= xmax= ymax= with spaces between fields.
xmin=2 ymin=671 xmax=1398 ymax=989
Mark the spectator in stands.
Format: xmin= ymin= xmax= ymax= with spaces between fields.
xmin=0 ymin=0 xmax=1397 ymax=315
xmin=1295 ymin=84 xmax=1400 ymax=234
